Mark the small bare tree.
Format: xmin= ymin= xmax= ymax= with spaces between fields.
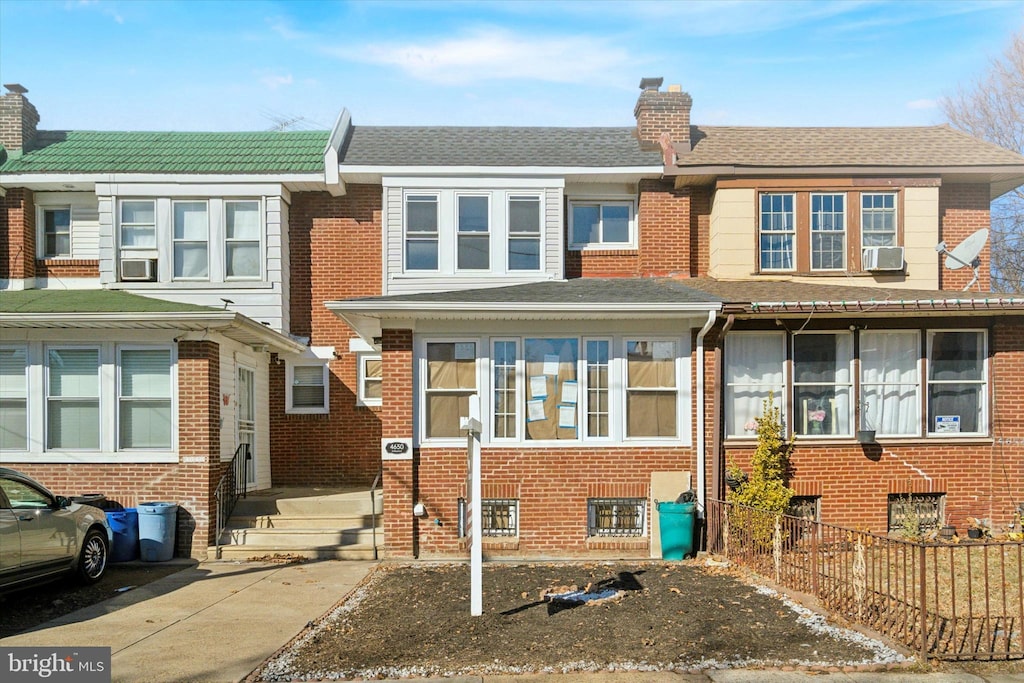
xmin=941 ymin=32 xmax=1024 ymax=292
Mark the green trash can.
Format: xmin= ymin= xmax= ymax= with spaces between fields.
xmin=657 ymin=501 xmax=695 ymax=560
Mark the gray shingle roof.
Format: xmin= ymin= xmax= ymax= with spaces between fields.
xmin=340 ymin=126 xmax=663 ymax=167
xmin=678 ymin=126 xmax=1024 ymax=168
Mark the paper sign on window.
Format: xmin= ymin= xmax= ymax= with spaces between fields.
xmin=653 ymin=341 xmax=675 ymax=360
xmin=455 ymin=343 xmax=475 ymax=360
xmin=558 ymin=404 xmax=577 ymax=429
xmin=529 ymin=375 xmax=548 ymax=400
xmin=527 ymin=399 xmax=547 ymax=422
xmin=935 ymin=415 xmax=960 ymax=433
xmin=560 ymin=380 xmax=578 ymax=404
xmin=543 ymin=354 xmax=560 ymax=376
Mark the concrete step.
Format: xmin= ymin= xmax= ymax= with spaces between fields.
xmin=234 ymin=513 xmax=379 ymax=530
xmin=210 ymin=544 xmax=379 ymax=561
xmin=223 ymin=527 xmax=383 ymax=548
xmin=232 ymin=488 xmax=382 ymax=517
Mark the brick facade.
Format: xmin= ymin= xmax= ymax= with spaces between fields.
xmin=35 ymin=259 xmax=100 ymax=279
xmin=938 ymin=183 xmax=991 ymax=291
xmin=0 ymin=187 xmax=35 ymax=281
xmin=634 ymin=87 xmax=692 ymax=148
xmin=0 ymin=88 xmax=39 ymax=155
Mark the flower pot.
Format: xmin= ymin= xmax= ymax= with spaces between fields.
xmin=968 ymin=528 xmax=983 ymax=539
xmin=939 ymin=525 xmax=956 ymax=540
xmin=856 ymin=430 xmax=876 ymax=444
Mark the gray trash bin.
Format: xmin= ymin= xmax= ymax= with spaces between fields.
xmin=138 ymin=502 xmax=177 ymax=562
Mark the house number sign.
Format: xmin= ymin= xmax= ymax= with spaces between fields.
xmin=381 ymin=438 xmax=413 ymax=460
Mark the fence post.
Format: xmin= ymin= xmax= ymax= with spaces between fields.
xmin=773 ymin=515 xmax=782 ymax=584
xmin=854 ymin=535 xmax=866 ymax=619
xmin=810 ymin=520 xmax=819 ymax=598
xmin=918 ymin=542 xmax=928 ymax=661
xmin=722 ymin=505 xmax=730 ymax=559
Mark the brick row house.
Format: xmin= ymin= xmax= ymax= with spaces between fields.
xmin=2 ymin=79 xmax=1023 ymax=559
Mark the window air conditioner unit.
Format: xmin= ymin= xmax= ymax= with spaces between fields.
xmin=120 ymin=258 xmax=157 ymax=282
xmin=862 ymin=246 xmax=904 ymax=272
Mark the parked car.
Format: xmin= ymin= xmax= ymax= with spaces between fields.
xmin=0 ymin=467 xmax=112 ymax=591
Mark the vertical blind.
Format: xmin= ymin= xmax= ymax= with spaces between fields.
xmin=47 ymin=348 xmax=100 ymax=449
xmin=0 ymin=347 xmax=27 ymax=450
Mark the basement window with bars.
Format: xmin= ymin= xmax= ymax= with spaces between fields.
xmin=788 ymin=496 xmax=821 ymax=523
xmin=481 ymin=499 xmax=518 ymax=537
xmin=588 ymin=497 xmax=646 ymax=537
xmin=887 ymin=493 xmax=944 ymax=534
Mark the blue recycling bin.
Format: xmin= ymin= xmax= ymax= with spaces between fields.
xmin=657 ymin=501 xmax=695 ymax=560
xmin=107 ymin=508 xmax=139 ymax=562
xmin=138 ymin=502 xmax=177 ymax=562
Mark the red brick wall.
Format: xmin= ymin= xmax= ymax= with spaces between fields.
xmin=382 ymin=329 xmax=415 ymax=558
xmin=938 ymin=183 xmax=990 ymax=291
xmin=689 ymin=186 xmax=711 ymax=277
xmin=9 ymin=340 xmax=222 ymax=559
xmin=35 ymin=259 xmax=100 ymax=278
xmin=268 ymin=186 xmax=383 ymax=487
xmin=722 ymin=320 xmax=1024 ymax=534
xmin=0 ymin=187 xmax=35 ymax=281
xmin=634 ymin=89 xmax=692 ymax=147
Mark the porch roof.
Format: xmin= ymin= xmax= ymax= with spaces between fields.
xmin=0 ymin=289 xmax=307 ymax=354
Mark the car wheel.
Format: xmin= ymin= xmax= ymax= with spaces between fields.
xmin=78 ymin=528 xmax=108 ymax=583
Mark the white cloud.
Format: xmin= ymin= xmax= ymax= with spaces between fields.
xmin=259 ymin=73 xmax=294 ymax=90
xmin=906 ymin=98 xmax=937 ymax=110
xmin=329 ymin=28 xmax=635 ymax=85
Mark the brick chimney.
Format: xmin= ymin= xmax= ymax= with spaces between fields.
xmin=0 ymin=84 xmax=40 ymax=157
xmin=634 ymin=77 xmax=692 ymax=151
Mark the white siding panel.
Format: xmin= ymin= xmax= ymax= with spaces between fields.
xmin=544 ymin=186 xmax=563 ymax=277
xmin=279 ymin=199 xmax=291 ymax=334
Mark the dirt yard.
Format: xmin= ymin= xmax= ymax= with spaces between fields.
xmin=257 ymin=560 xmax=908 ymax=680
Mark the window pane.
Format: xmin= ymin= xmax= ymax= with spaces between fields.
xmin=294 ymin=366 xmax=324 ymax=385
xmin=509 ymin=197 xmax=540 ymax=233
xmin=602 ymin=205 xmax=630 ymax=243
xmin=572 ymin=205 xmax=599 ymax=244
xmin=363 ymin=380 xmax=382 ymax=401
xmin=48 ymin=400 xmax=100 ymax=449
xmin=586 ymin=340 xmax=609 ymax=438
xmin=861 ymin=331 xmax=919 ymax=435
xmin=407 ymin=196 xmax=438 ymax=232
xmin=0 ymin=347 xmax=27 ymax=397
xmin=226 ymin=201 xmax=260 ymax=239
xmin=725 ymin=333 xmax=784 ymax=436
xmin=121 ymin=350 xmax=171 ymax=397
xmin=174 ymin=202 xmax=208 ymax=240
xmin=930 ymin=332 xmax=983 ymax=381
xmin=122 ymin=201 xmax=154 ymax=225
xmin=627 ymin=391 xmax=676 ymax=437
xmin=524 ymin=338 xmax=577 ymax=441
xmin=458 ymin=196 xmax=489 ymax=233
xmin=508 ymin=238 xmax=540 ymax=271
xmin=406 ymin=240 xmax=438 ymax=270
xmin=121 ymin=225 xmax=156 ymax=249
xmin=0 ymin=399 xmax=27 ymax=450
xmin=226 ymin=243 xmax=260 ymax=278
xmin=458 ymin=234 xmax=489 ymax=269
xmin=120 ymin=400 xmax=171 ymax=448
xmin=426 ymin=394 xmax=470 ymax=438
xmin=427 ymin=343 xmax=476 ymax=389
xmin=292 ymin=385 xmax=326 ymax=408
xmin=174 ymin=243 xmax=209 ymax=278
xmin=493 ymin=341 xmax=517 ymax=439
xmin=48 ymin=349 xmax=99 ymax=397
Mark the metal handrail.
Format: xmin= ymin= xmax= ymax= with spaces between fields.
xmin=213 ymin=443 xmax=251 ymax=559
xmin=370 ymin=464 xmax=382 ymax=560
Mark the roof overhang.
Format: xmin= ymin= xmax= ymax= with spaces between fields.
xmin=666 ymin=164 xmax=1024 ymax=199
xmin=339 ymin=165 xmax=663 ymax=185
xmin=327 ymin=299 xmax=721 ymax=344
xmin=0 ymin=310 xmax=308 ymax=355
xmin=0 ymin=172 xmax=327 ymax=194
xmin=323 ymin=108 xmax=352 ymax=197
xmin=726 ymin=296 xmax=1024 ymax=317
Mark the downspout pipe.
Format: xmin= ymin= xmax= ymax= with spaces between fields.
xmin=695 ymin=309 xmax=718 ymax=515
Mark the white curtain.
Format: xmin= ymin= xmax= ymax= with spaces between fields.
xmin=725 ymin=333 xmax=785 ymax=437
xmin=174 ymin=202 xmax=209 ymax=278
xmin=861 ymin=331 xmax=919 ymax=435
xmin=226 ymin=202 xmax=261 ymax=278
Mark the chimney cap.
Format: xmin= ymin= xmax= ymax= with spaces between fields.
xmin=3 ymin=84 xmax=28 ymax=95
xmin=639 ymin=77 xmax=664 ymax=91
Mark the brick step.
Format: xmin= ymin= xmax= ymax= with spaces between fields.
xmin=222 ymin=526 xmax=383 ymax=548
xmin=209 ymin=544 xmax=379 ymax=561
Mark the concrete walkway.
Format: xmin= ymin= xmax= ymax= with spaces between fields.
xmin=2 ymin=559 xmax=1021 ymax=683
xmin=1 ymin=559 xmax=375 ymax=683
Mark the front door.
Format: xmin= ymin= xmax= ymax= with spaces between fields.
xmin=237 ymin=367 xmax=256 ymax=488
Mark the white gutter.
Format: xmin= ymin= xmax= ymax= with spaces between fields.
xmin=323 ymin=108 xmax=352 ymax=197
xmin=695 ymin=309 xmax=717 ymax=516
xmin=340 ymin=165 xmax=662 ymax=176
xmin=0 ymin=172 xmax=324 ymax=185
xmin=749 ymin=297 xmax=1024 ymax=310
xmin=327 ymin=300 xmax=718 ymax=314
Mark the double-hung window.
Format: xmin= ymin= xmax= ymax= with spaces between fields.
xmin=225 ymin=200 xmax=261 ymax=279
xmin=173 ymin=201 xmax=209 ymax=279
xmin=569 ymin=201 xmax=634 ymax=249
xmin=860 ymin=331 xmax=920 ymax=436
xmin=358 ymin=355 xmax=382 ymax=407
xmin=927 ymin=331 xmax=986 ymax=435
xmin=42 ymin=208 xmax=71 ymax=258
xmin=810 ymin=193 xmax=845 ymax=270
xmin=0 ymin=346 xmax=28 ymax=451
xmin=508 ymin=195 xmax=541 ymax=270
xmin=725 ymin=332 xmax=786 ymax=437
xmin=759 ymin=193 xmax=795 ymax=271
xmin=120 ymin=200 xmax=156 ymax=249
xmin=862 ymin=193 xmax=897 ymax=247
xmin=118 ymin=348 xmax=172 ymax=449
xmin=793 ymin=333 xmax=852 ymax=437
xmin=626 ymin=340 xmax=677 ymax=438
xmin=457 ymin=195 xmax=490 ymax=270
xmin=46 ymin=347 xmax=101 ymax=450
xmin=288 ymin=364 xmax=329 ymax=413
xmin=405 ymin=194 xmax=439 ymax=271
xmin=425 ymin=342 xmax=477 ymax=438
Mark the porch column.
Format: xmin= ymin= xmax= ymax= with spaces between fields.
xmin=177 ymin=340 xmax=221 ymax=556
xmin=382 ymin=329 xmax=416 ymax=558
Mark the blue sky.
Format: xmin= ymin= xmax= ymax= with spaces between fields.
xmin=1 ymin=0 xmax=1022 ymax=132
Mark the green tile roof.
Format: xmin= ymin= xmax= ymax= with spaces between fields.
xmin=0 ymin=129 xmax=329 ymax=174
xmin=0 ymin=289 xmax=218 ymax=314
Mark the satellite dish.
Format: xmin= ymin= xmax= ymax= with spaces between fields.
xmin=935 ymin=228 xmax=988 ymax=291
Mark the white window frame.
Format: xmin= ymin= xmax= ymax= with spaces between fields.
xmin=567 ymin=199 xmax=637 ymax=250
xmin=404 ymin=192 xmax=441 ymax=272
xmin=286 ymin=361 xmax=330 ymax=415
xmin=758 ymin=193 xmax=796 ymax=272
xmin=119 ymin=199 xmax=157 ymax=249
xmin=491 ymin=338 xmax=519 ymax=442
xmin=419 ymin=338 xmax=480 ymax=441
xmin=116 ymin=345 xmax=174 ymax=451
xmin=507 ymin=194 xmax=543 ymax=271
xmin=357 ymin=354 xmax=382 ymax=408
xmin=39 ymin=206 xmax=72 ymax=259
xmin=45 ymin=345 xmax=102 ymax=452
xmin=583 ymin=337 xmax=612 ymax=441
xmin=724 ymin=331 xmax=787 ymax=439
xmin=860 ymin=330 xmax=921 ymax=437
xmin=926 ymin=329 xmax=988 ymax=437
xmin=861 ymin=192 xmax=898 ymax=248
xmin=172 ymin=199 xmax=210 ymax=281
xmin=622 ymin=338 xmax=682 ymax=441
xmin=809 ymin=192 xmax=846 ymax=271
xmin=456 ymin=193 xmax=491 ymax=271
xmin=224 ymin=199 xmax=263 ymax=280
xmin=0 ymin=344 xmax=29 ymax=452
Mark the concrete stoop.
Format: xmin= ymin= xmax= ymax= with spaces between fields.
xmin=209 ymin=487 xmax=384 ymax=561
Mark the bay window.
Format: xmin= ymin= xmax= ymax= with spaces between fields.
xmin=118 ymin=348 xmax=172 ymax=449
xmin=173 ymin=201 xmax=209 ymax=279
xmin=425 ymin=342 xmax=477 ymax=438
xmin=0 ymin=346 xmax=28 ymax=451
xmin=46 ymin=347 xmax=101 ymax=450
xmin=927 ymin=331 xmax=986 ymax=435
